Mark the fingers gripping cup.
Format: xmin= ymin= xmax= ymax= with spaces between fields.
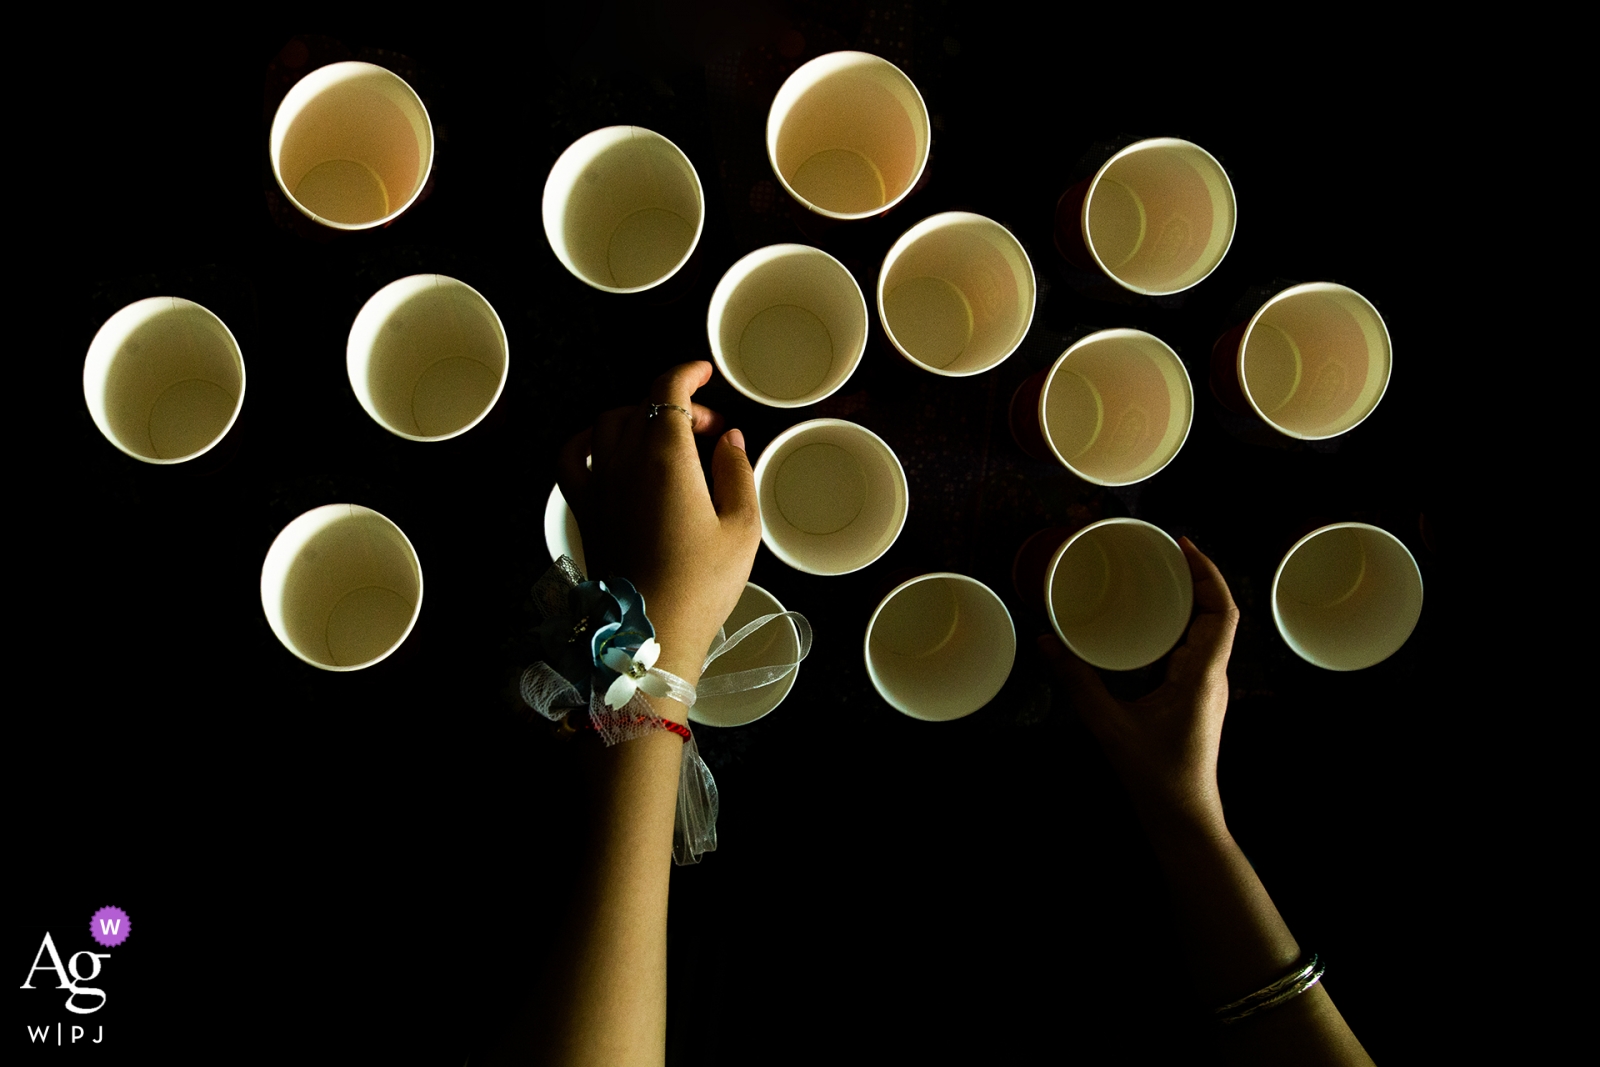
xmin=865 ymin=573 xmax=1016 ymax=721
xmin=270 ymin=61 xmax=434 ymax=231
xmin=261 ymin=504 xmax=423 ymax=671
xmin=1047 ymin=519 xmax=1192 ymax=671
xmin=543 ymin=126 xmax=705 ymax=292
xmin=1038 ymin=329 xmax=1194 ymax=485
xmin=347 ymin=275 xmax=509 ymax=441
xmin=1078 ymin=138 xmax=1236 ymax=296
xmin=708 ymin=244 xmax=868 ymax=407
xmin=1233 ymin=283 xmax=1392 ymax=440
xmin=1273 ymin=523 xmax=1422 ymax=670
xmin=877 ymin=212 xmax=1036 ymax=376
xmin=754 ymin=419 xmax=908 ymax=575
xmin=83 ymin=297 xmax=245 ymax=464
xmin=767 ymin=51 xmax=930 ymax=220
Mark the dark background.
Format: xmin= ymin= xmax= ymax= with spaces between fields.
xmin=20 ymin=6 xmax=1478 ymax=1063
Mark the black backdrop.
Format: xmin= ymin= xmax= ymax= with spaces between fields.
xmin=21 ymin=7 xmax=1473 ymax=1064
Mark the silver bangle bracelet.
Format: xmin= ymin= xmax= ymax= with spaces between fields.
xmin=1213 ymin=953 xmax=1325 ymax=1025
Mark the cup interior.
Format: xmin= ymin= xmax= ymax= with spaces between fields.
xmin=878 ymin=212 xmax=1035 ymax=375
xmin=709 ymin=245 xmax=867 ymax=406
xmin=691 ymin=583 xmax=801 ymax=728
xmin=1240 ymin=283 xmax=1391 ymax=439
xmin=261 ymin=504 xmax=423 ymax=671
xmin=270 ymin=61 xmax=433 ymax=230
xmin=544 ymin=126 xmax=704 ymax=292
xmin=1040 ymin=329 xmax=1193 ymax=485
xmin=347 ymin=275 xmax=508 ymax=441
xmin=1083 ymin=138 xmax=1235 ymax=295
xmin=1047 ymin=519 xmax=1192 ymax=671
xmin=866 ymin=573 xmax=1015 ymax=721
xmin=768 ymin=52 xmax=929 ymax=219
xmin=83 ymin=297 xmax=245 ymax=463
xmin=754 ymin=419 xmax=907 ymax=574
xmin=1273 ymin=523 xmax=1422 ymax=670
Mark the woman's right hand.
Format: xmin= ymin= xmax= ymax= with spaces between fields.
xmin=1038 ymin=537 xmax=1240 ymax=834
xmin=556 ymin=360 xmax=762 ymax=693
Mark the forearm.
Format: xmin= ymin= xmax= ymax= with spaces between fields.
xmin=1138 ymin=807 xmax=1375 ymax=1066
xmin=1139 ymin=807 xmax=1300 ymax=1004
xmin=489 ymin=682 xmax=694 ymax=1067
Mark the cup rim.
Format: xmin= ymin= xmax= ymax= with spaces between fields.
xmin=707 ymin=243 xmax=868 ymax=408
xmin=863 ymin=571 xmax=1016 ymax=721
xmin=1045 ymin=517 xmax=1191 ymax=671
xmin=346 ymin=273 xmax=509 ymax=442
xmin=82 ymin=296 xmax=247 ymax=465
xmin=689 ymin=580 xmax=800 ymax=728
xmin=765 ymin=50 xmax=931 ymax=221
xmin=1037 ymin=328 xmax=1194 ymax=486
xmin=752 ymin=417 xmax=908 ymax=575
xmin=541 ymin=125 xmax=705 ymax=294
xmin=1270 ymin=521 xmax=1423 ymax=671
xmin=876 ymin=211 xmax=1037 ymax=377
xmin=1236 ymin=281 xmax=1393 ymax=440
xmin=1080 ymin=136 xmax=1236 ymax=297
xmin=259 ymin=503 xmax=424 ymax=672
xmin=269 ymin=60 xmax=435 ymax=232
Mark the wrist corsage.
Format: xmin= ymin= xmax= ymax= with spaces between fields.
xmin=521 ymin=556 xmax=716 ymax=864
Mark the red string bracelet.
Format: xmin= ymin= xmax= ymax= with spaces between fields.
xmin=555 ymin=709 xmax=689 ymax=742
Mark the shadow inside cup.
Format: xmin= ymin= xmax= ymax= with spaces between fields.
xmin=865 ymin=573 xmax=1015 ymax=721
xmin=261 ymin=504 xmax=423 ymax=671
xmin=84 ymin=297 xmax=246 ymax=465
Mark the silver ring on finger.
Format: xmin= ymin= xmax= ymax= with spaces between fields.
xmin=646 ymin=402 xmax=693 ymax=425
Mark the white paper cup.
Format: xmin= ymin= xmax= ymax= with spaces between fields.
xmin=1047 ymin=519 xmax=1192 ymax=671
xmin=754 ymin=419 xmax=908 ymax=575
xmin=83 ymin=297 xmax=245 ymax=464
xmin=1080 ymin=138 xmax=1236 ymax=296
xmin=260 ymin=504 xmax=423 ymax=671
xmin=767 ymin=51 xmax=930 ymax=220
xmin=691 ymin=583 xmax=802 ymax=728
xmin=1273 ymin=523 xmax=1422 ymax=671
xmin=543 ymin=484 xmax=588 ymax=578
xmin=1237 ymin=283 xmax=1392 ymax=440
xmin=543 ymin=126 xmax=704 ymax=293
xmin=270 ymin=61 xmax=433 ymax=231
xmin=1038 ymin=329 xmax=1193 ymax=486
xmin=347 ymin=275 xmax=508 ymax=441
xmin=708 ymin=244 xmax=868 ymax=407
xmin=877 ymin=212 xmax=1035 ymax=376
xmin=865 ymin=573 xmax=1015 ymax=721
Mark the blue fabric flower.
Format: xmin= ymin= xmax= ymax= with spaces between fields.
xmin=536 ymin=577 xmax=656 ymax=701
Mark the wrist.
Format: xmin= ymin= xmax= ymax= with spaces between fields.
xmin=1131 ymin=787 xmax=1230 ymax=851
xmin=635 ymin=625 xmax=706 ymax=728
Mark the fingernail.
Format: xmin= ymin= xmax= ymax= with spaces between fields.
xmin=727 ymin=428 xmax=745 ymax=452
